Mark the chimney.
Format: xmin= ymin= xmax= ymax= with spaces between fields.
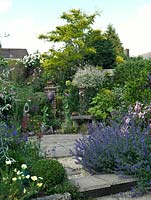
xmin=124 ymin=49 xmax=130 ymax=57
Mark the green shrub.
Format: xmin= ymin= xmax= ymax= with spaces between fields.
xmin=8 ymin=140 xmax=41 ymax=169
xmin=31 ymin=159 xmax=67 ymax=190
xmin=88 ymin=88 xmax=115 ymax=120
xmin=113 ymin=57 xmax=151 ymax=86
xmin=8 ymin=60 xmax=26 ymax=84
xmin=113 ymin=57 xmax=151 ymax=105
xmin=72 ymin=65 xmax=104 ymax=89
xmin=31 ymin=92 xmax=47 ymax=106
xmin=0 ymin=122 xmax=41 ymax=171
xmin=47 ymin=180 xmax=84 ymax=200
xmin=72 ymin=65 xmax=105 ymax=113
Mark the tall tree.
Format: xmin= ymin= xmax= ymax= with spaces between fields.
xmin=105 ymin=24 xmax=125 ymax=58
xmin=84 ymin=29 xmax=116 ymax=68
xmin=39 ymin=9 xmax=98 ymax=86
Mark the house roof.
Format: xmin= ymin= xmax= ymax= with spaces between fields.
xmin=141 ymin=52 xmax=151 ymax=59
xmin=0 ymin=48 xmax=28 ymax=59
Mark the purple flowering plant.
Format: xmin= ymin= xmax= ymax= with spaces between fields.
xmin=0 ymin=121 xmax=41 ymax=172
xmin=72 ymin=102 xmax=151 ymax=193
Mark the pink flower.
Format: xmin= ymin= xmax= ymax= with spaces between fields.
xmin=125 ymin=117 xmax=130 ymax=124
xmin=0 ymin=93 xmax=3 ymax=98
xmin=134 ymin=102 xmax=141 ymax=113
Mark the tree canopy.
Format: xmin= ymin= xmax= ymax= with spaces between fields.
xmin=39 ymin=9 xmax=99 ymax=86
xmin=39 ymin=9 xmax=124 ymax=86
xmin=84 ymin=29 xmax=116 ymax=68
xmin=105 ymin=24 xmax=125 ymax=58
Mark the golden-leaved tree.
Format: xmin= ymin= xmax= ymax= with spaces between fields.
xmin=38 ymin=9 xmax=98 ymax=87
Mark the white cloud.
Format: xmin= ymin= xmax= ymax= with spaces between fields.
xmin=0 ymin=0 xmax=12 ymax=13
xmin=118 ymin=3 xmax=151 ymax=56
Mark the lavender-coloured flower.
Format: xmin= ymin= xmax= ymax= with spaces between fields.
xmin=12 ymin=129 xmax=17 ymax=136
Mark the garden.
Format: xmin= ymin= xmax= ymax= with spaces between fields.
xmin=1 ymin=8 xmax=151 ymax=199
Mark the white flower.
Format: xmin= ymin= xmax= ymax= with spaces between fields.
xmin=17 ymin=170 xmax=22 ymax=175
xmin=26 ymin=175 xmax=30 ymax=179
xmin=12 ymin=177 xmax=17 ymax=182
xmin=31 ymin=176 xmax=38 ymax=181
xmin=14 ymin=168 xmax=17 ymax=172
xmin=5 ymin=160 xmax=12 ymax=165
xmin=3 ymin=177 xmax=8 ymax=181
xmin=21 ymin=164 xmax=27 ymax=170
xmin=38 ymin=177 xmax=43 ymax=180
xmin=23 ymin=188 xmax=26 ymax=194
xmin=37 ymin=182 xmax=43 ymax=187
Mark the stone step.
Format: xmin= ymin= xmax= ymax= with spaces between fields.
xmin=70 ymin=174 xmax=137 ymax=198
xmin=95 ymin=191 xmax=151 ymax=200
xmin=57 ymin=157 xmax=89 ymax=179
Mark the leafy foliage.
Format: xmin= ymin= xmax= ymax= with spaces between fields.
xmin=0 ymin=162 xmax=43 ymax=200
xmin=8 ymin=60 xmax=27 ymax=85
xmin=114 ymin=57 xmax=151 ymax=106
xmin=0 ymin=56 xmax=8 ymax=72
xmin=47 ymin=180 xmax=84 ymax=200
xmin=0 ymin=122 xmax=41 ymax=169
xmin=31 ymin=159 xmax=67 ymax=190
xmin=88 ymin=88 xmax=115 ymax=120
xmin=105 ymin=24 xmax=125 ymax=58
xmin=0 ymin=67 xmax=16 ymax=122
xmin=72 ymin=105 xmax=151 ymax=193
xmin=84 ymin=30 xmax=116 ymax=68
xmin=39 ymin=9 xmax=98 ymax=87
xmin=72 ymin=65 xmax=104 ymax=89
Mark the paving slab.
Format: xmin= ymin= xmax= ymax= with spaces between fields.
xmin=70 ymin=174 xmax=137 ymax=198
xmin=40 ymin=134 xmax=82 ymax=143
xmin=39 ymin=135 xmax=139 ymax=199
xmin=40 ymin=134 xmax=82 ymax=158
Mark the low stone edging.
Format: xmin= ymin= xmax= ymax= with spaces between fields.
xmin=31 ymin=193 xmax=71 ymax=200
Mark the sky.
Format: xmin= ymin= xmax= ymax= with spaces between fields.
xmin=0 ymin=0 xmax=151 ymax=56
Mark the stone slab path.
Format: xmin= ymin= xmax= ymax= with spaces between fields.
xmin=40 ymin=134 xmax=82 ymax=158
xmin=40 ymin=135 xmax=151 ymax=199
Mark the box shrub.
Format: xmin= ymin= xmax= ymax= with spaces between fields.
xmin=31 ymin=159 xmax=67 ymax=190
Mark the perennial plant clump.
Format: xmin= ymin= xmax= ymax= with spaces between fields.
xmin=0 ymin=160 xmax=43 ymax=200
xmin=72 ymin=65 xmax=105 ymax=89
xmin=20 ymin=52 xmax=42 ymax=86
xmin=0 ymin=67 xmax=16 ymax=122
xmin=72 ymin=102 xmax=151 ymax=193
xmin=21 ymin=52 xmax=41 ymax=69
xmin=88 ymin=88 xmax=115 ymax=120
xmin=31 ymin=159 xmax=67 ymax=191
